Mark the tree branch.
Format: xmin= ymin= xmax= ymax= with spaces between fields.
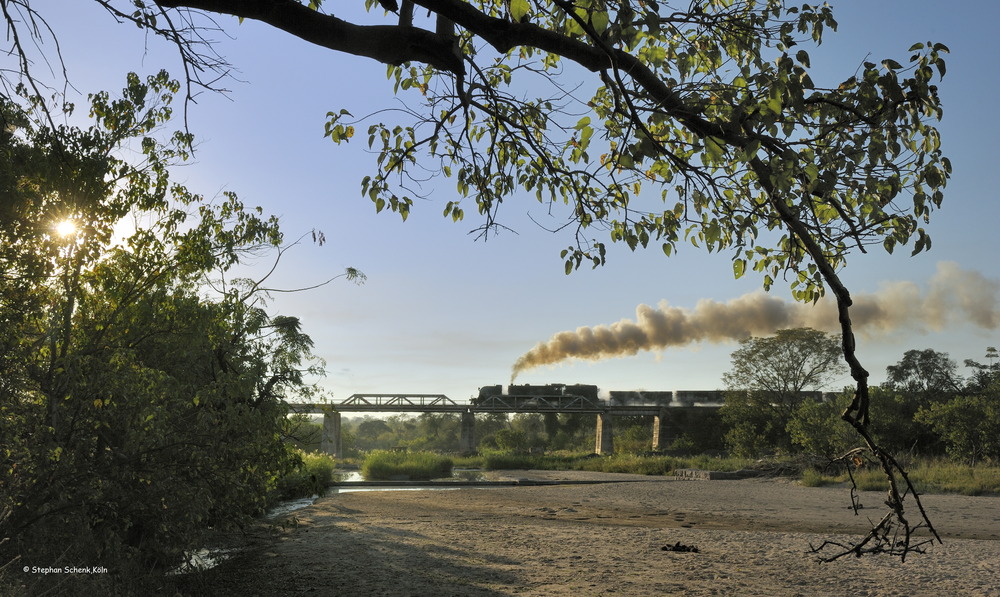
xmin=155 ymin=0 xmax=463 ymax=75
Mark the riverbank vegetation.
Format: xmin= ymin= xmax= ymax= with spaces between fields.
xmin=360 ymin=451 xmax=454 ymax=480
xmin=274 ymin=451 xmax=339 ymax=500
xmin=460 ymin=451 xmax=746 ymax=476
xmin=0 ymin=78 xmax=360 ymax=595
xmin=801 ymin=458 xmax=1000 ymax=496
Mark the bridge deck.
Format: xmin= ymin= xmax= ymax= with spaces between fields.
xmin=286 ymin=394 xmax=720 ymax=416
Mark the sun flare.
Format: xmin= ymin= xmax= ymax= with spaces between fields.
xmin=54 ymin=220 xmax=77 ymax=237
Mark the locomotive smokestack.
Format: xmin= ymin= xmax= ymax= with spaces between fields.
xmin=510 ymin=262 xmax=999 ymax=380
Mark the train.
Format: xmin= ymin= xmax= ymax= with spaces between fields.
xmin=472 ymin=385 xmax=730 ymax=407
xmin=473 ymin=383 xmax=601 ymax=406
xmin=607 ymin=390 xmax=725 ymax=407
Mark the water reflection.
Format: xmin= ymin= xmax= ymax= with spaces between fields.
xmin=264 ymin=495 xmax=318 ymax=518
xmin=333 ymin=471 xmax=363 ymax=483
xmin=450 ymin=468 xmax=487 ymax=481
xmin=170 ymin=548 xmax=240 ymax=575
xmin=332 ymin=468 xmax=487 ymax=484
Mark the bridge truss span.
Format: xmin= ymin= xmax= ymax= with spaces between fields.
xmin=285 ymin=393 xmax=719 ymax=457
xmin=339 ymin=394 xmax=463 ymax=412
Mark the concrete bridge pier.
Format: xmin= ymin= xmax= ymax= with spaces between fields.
xmin=320 ymin=411 xmax=343 ymax=458
xmin=459 ymin=410 xmax=476 ymax=454
xmin=595 ymin=412 xmax=614 ymax=454
xmin=651 ymin=407 xmax=669 ymax=451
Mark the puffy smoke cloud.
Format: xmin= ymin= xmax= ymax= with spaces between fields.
xmin=511 ymin=262 xmax=999 ymax=380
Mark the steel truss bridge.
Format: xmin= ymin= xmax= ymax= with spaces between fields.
xmin=286 ymin=394 xmax=723 ymax=456
xmin=286 ymin=393 xmax=721 ymax=416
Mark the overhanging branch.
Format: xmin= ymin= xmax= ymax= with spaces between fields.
xmin=155 ymin=0 xmax=463 ymax=74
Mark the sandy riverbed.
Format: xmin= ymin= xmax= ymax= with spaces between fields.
xmin=182 ymin=471 xmax=1000 ymax=596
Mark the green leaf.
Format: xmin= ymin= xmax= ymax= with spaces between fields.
xmin=733 ymin=258 xmax=746 ymax=279
xmin=509 ymin=0 xmax=530 ymax=22
xmin=591 ymin=10 xmax=610 ymax=34
xmin=704 ymin=137 xmax=724 ymax=164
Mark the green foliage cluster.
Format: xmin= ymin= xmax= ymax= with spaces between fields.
xmin=274 ymin=451 xmax=338 ymax=500
xmin=347 ymin=412 xmax=470 ymax=453
xmin=722 ymin=328 xmax=846 ymax=457
xmin=916 ymin=393 xmax=1000 ymax=464
xmin=345 ymin=410 xmax=608 ymax=455
xmin=284 ymin=415 xmax=326 ymax=452
xmin=360 ymin=450 xmax=454 ymax=480
xmin=721 ymin=336 xmax=1000 ymax=465
xmin=0 ymin=76 xmax=323 ymax=592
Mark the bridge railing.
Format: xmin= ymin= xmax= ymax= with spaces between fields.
xmin=341 ymin=394 xmax=459 ymax=408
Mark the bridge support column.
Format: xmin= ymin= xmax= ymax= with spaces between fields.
xmin=595 ymin=412 xmax=614 ymax=455
xmin=652 ymin=408 xmax=669 ymax=452
xmin=459 ymin=410 xmax=476 ymax=454
xmin=321 ymin=412 xmax=342 ymax=458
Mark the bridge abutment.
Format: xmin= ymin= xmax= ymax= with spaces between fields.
xmin=321 ymin=412 xmax=342 ymax=458
xmin=652 ymin=408 xmax=669 ymax=451
xmin=595 ymin=413 xmax=614 ymax=454
xmin=459 ymin=410 xmax=476 ymax=454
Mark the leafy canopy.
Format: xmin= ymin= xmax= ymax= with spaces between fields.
xmin=0 ymin=71 xmax=343 ymax=587
xmin=72 ymin=0 xmax=949 ymax=301
xmin=325 ymin=0 xmax=947 ymax=302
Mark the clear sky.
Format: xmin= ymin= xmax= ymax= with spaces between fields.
xmin=34 ymin=1 xmax=1000 ymax=403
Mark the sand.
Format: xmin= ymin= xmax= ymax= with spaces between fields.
xmin=185 ymin=472 xmax=1000 ymax=596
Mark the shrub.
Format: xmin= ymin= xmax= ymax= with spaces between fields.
xmin=361 ymin=451 xmax=453 ymax=480
xmin=788 ymin=394 xmax=857 ymax=457
xmin=274 ymin=450 xmax=338 ymax=500
xmin=481 ymin=451 xmax=539 ymax=470
xmin=916 ymin=394 xmax=1000 ymax=464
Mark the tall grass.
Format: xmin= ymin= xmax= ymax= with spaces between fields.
xmin=801 ymin=458 xmax=1000 ymax=496
xmin=465 ymin=450 xmax=754 ymax=476
xmin=463 ymin=450 xmax=1000 ymax=496
xmin=361 ymin=450 xmax=454 ymax=480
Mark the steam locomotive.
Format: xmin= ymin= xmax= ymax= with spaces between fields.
xmin=473 ymin=383 xmax=601 ymax=406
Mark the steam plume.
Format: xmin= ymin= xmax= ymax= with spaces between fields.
xmin=511 ymin=262 xmax=999 ymax=380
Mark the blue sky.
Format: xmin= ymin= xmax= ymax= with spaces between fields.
xmin=37 ymin=1 xmax=1000 ymax=402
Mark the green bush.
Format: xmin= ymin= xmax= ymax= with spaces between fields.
xmin=275 ymin=450 xmax=338 ymax=500
xmin=916 ymin=393 xmax=1000 ymax=464
xmin=788 ymin=394 xmax=857 ymax=457
xmin=361 ymin=450 xmax=453 ymax=480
